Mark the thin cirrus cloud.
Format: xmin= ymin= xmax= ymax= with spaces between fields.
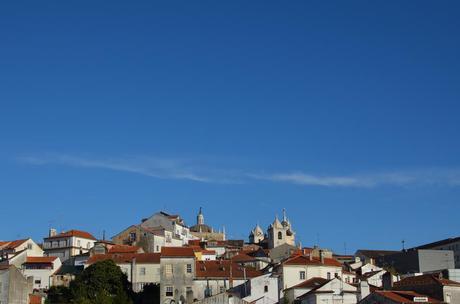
xmin=17 ymin=154 xmax=460 ymax=188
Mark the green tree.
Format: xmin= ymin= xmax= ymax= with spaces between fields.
xmin=134 ymin=284 xmax=160 ymax=304
xmin=69 ymin=260 xmax=133 ymax=304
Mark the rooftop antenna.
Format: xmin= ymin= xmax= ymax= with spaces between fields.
xmin=402 ymin=240 xmax=405 ymax=251
xmin=102 ymin=230 xmax=106 ymax=241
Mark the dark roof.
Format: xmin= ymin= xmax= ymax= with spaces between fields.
xmin=369 ymin=290 xmax=442 ymax=303
xmin=54 ymin=265 xmax=84 ymax=275
xmin=394 ymin=274 xmax=460 ymax=288
xmin=415 ymin=237 xmax=460 ymax=250
xmin=355 ymin=249 xmax=400 ymax=259
xmin=287 ymin=277 xmax=329 ymax=290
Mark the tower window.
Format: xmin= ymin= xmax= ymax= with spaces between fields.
xmin=278 ymin=231 xmax=282 ymax=240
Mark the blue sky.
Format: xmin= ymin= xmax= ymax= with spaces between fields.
xmin=1 ymin=1 xmax=460 ymax=253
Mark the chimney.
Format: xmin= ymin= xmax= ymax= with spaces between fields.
xmin=382 ymin=272 xmax=394 ymax=290
xmin=359 ymin=281 xmax=370 ymax=300
xmin=49 ymin=228 xmax=57 ymax=237
xmin=320 ymin=250 xmax=324 ymax=264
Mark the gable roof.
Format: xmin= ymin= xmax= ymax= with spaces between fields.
xmin=287 ymin=277 xmax=329 ymax=290
xmin=86 ymin=253 xmax=160 ymax=265
xmin=0 ymin=239 xmax=29 ymax=250
xmin=25 ymin=256 xmax=58 ymax=264
xmin=108 ymin=245 xmax=142 ymax=254
xmin=195 ymin=260 xmax=262 ymax=279
xmin=45 ymin=230 xmax=96 ymax=240
xmin=161 ymin=247 xmax=196 ymax=258
xmin=394 ymin=274 xmax=460 ymax=288
xmin=283 ymin=255 xmax=342 ymax=267
xmin=370 ymin=290 xmax=442 ymax=303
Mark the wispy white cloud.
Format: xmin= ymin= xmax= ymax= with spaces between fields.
xmin=17 ymin=154 xmax=460 ymax=188
xmin=18 ymin=154 xmax=215 ymax=183
xmin=249 ymin=169 xmax=460 ymax=187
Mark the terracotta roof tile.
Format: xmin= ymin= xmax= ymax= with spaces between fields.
xmin=161 ymin=247 xmax=196 ymax=257
xmin=195 ymin=260 xmax=262 ymax=279
xmin=45 ymin=230 xmax=96 ymax=240
xmin=26 ymin=256 xmax=58 ymax=263
xmin=0 ymin=239 xmax=28 ymax=250
xmin=283 ymin=255 xmax=342 ymax=267
xmin=108 ymin=245 xmax=142 ymax=254
xmin=87 ymin=253 xmax=160 ymax=265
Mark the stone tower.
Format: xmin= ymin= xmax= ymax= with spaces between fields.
xmin=267 ymin=209 xmax=295 ymax=249
xmin=197 ymin=207 xmax=205 ymax=226
xmin=249 ymin=224 xmax=264 ymax=244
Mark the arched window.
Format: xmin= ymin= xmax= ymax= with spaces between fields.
xmin=278 ymin=231 xmax=282 ymax=240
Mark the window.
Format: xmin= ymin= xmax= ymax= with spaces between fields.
xmin=129 ymin=232 xmax=137 ymax=242
xmin=299 ymin=271 xmax=306 ymax=280
xmin=335 ymin=273 xmax=339 ymax=278
xmin=156 ymin=245 xmax=160 ymax=252
xmin=87 ymin=242 xmax=91 ymax=249
xmin=140 ymin=267 xmax=146 ymax=276
xmin=27 ymin=243 xmax=32 ymax=250
xmin=186 ymin=264 xmax=192 ymax=273
xmin=278 ymin=231 xmax=282 ymax=240
xmin=166 ymin=286 xmax=173 ymax=297
xmin=165 ymin=264 xmax=173 ymax=275
xmin=220 ymin=286 xmax=225 ymax=293
xmin=77 ymin=240 xmax=81 ymax=247
xmin=327 ymin=272 xmax=331 ymax=280
xmin=264 ymin=285 xmax=269 ymax=293
xmin=35 ymin=279 xmax=41 ymax=284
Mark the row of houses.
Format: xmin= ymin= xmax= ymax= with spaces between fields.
xmin=1 ymin=208 xmax=460 ymax=304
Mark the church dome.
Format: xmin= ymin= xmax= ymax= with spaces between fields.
xmin=190 ymin=224 xmax=213 ymax=233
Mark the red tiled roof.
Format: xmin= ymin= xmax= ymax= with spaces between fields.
xmin=287 ymin=277 xmax=329 ymax=290
xmin=201 ymin=250 xmax=216 ymax=255
xmin=29 ymin=294 xmax=43 ymax=304
xmin=0 ymin=239 xmax=28 ymax=250
xmin=283 ymin=255 xmax=342 ymax=267
xmin=45 ymin=230 xmax=96 ymax=240
xmin=161 ymin=247 xmax=196 ymax=257
xmin=26 ymin=256 xmax=58 ymax=264
xmin=87 ymin=253 xmax=160 ymax=265
xmin=373 ymin=290 xmax=442 ymax=303
xmin=195 ymin=260 xmax=262 ymax=279
xmin=108 ymin=245 xmax=142 ymax=254
xmin=231 ymin=253 xmax=257 ymax=262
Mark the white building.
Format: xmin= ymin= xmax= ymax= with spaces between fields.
xmin=86 ymin=252 xmax=161 ymax=292
xmin=141 ymin=212 xmax=196 ymax=245
xmin=0 ymin=238 xmax=44 ymax=267
xmin=239 ymin=273 xmax=280 ymax=304
xmin=43 ymin=229 xmax=97 ymax=261
xmin=297 ymin=278 xmax=358 ymax=304
xmin=281 ymin=254 xmax=343 ymax=289
xmin=22 ymin=256 xmax=61 ymax=290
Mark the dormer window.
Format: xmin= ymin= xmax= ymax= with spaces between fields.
xmin=278 ymin=232 xmax=282 ymax=240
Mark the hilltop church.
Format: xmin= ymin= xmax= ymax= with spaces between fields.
xmin=249 ymin=209 xmax=296 ymax=249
